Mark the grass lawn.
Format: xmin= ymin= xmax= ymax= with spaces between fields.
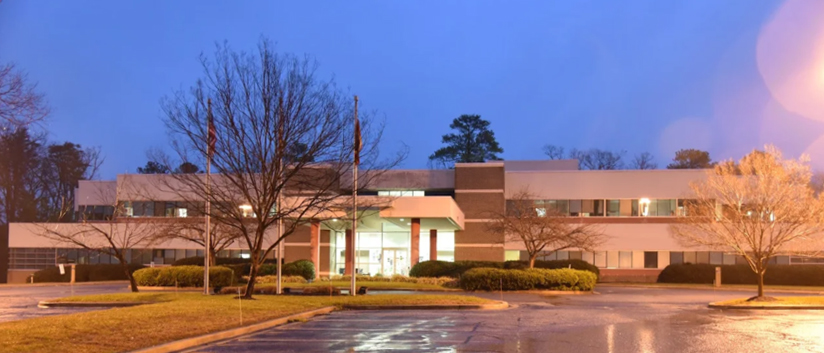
xmin=712 ymin=296 xmax=824 ymax=306
xmin=0 ymin=293 xmax=491 ymax=353
xmin=600 ymin=282 xmax=824 ymax=293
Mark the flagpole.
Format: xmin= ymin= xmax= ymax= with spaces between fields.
xmin=351 ymin=95 xmax=359 ymax=296
xmin=204 ymin=99 xmax=213 ymax=295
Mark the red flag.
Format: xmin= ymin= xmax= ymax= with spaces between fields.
xmin=207 ymin=99 xmax=216 ymax=160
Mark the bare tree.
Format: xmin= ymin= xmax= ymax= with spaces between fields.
xmin=670 ymin=145 xmax=824 ymax=300
xmin=152 ymin=214 xmax=242 ymax=266
xmin=34 ymin=181 xmax=164 ymax=292
xmin=631 ymin=152 xmax=657 ymax=170
xmin=570 ymin=148 xmax=625 ymax=170
xmin=542 ymin=144 xmax=565 ymax=160
xmin=0 ymin=62 xmax=49 ymax=127
xmin=159 ymin=39 xmax=403 ymax=298
xmin=489 ymin=189 xmax=606 ymax=268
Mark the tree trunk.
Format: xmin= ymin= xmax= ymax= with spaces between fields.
xmin=757 ymin=270 xmax=765 ymax=298
xmin=208 ymin=247 xmax=217 ymax=266
xmin=529 ymin=254 xmax=537 ymax=269
xmin=243 ymin=260 xmax=259 ymax=299
xmin=118 ymin=259 xmax=139 ymax=292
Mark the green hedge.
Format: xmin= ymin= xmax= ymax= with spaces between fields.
xmin=460 ymin=268 xmax=597 ymax=291
xmin=32 ymin=264 xmax=145 ymax=283
xmin=657 ymin=263 xmax=824 ymax=286
xmin=258 ymin=260 xmax=315 ymax=280
xmin=133 ymin=265 xmax=234 ymax=287
xmin=410 ymin=260 xmax=600 ymax=280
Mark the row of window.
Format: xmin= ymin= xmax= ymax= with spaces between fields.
xmin=505 ymin=250 xmax=819 ymax=269
xmin=8 ymin=247 xmax=278 ymax=270
xmin=528 ymin=199 xmax=692 ymax=217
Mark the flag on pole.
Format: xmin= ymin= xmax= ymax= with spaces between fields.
xmin=353 ymin=96 xmax=361 ymax=165
xmin=207 ymin=99 xmax=216 ymax=161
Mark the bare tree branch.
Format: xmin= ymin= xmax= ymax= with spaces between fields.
xmin=669 ymin=145 xmax=824 ymax=299
xmin=488 ymin=188 xmax=607 ymax=268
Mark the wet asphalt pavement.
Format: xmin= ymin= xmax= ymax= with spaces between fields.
xmin=0 ymin=282 xmax=129 ymax=322
xmin=184 ymin=286 xmax=824 ymax=353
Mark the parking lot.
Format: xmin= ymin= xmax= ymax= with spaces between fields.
xmin=0 ymin=282 xmax=128 ymax=323
xmin=184 ymin=286 xmax=824 ymax=353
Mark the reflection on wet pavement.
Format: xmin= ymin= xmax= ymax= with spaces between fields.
xmin=184 ymin=287 xmax=824 ymax=353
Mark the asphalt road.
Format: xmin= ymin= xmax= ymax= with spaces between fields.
xmin=0 ymin=282 xmax=129 ymax=323
xmin=185 ymin=286 xmax=824 ymax=353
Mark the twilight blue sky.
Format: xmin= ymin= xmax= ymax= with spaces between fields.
xmin=3 ymin=0 xmax=824 ymax=178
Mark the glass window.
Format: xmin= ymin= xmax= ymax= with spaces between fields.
xmin=723 ymin=254 xmax=736 ymax=265
xmin=618 ymin=251 xmax=632 ymax=268
xmin=569 ymin=200 xmax=582 ymax=216
xmin=606 ymin=200 xmax=620 ymax=217
xmin=631 ymin=199 xmax=639 ymax=216
xmin=683 ymin=251 xmax=696 ymax=264
xmin=556 ymin=251 xmax=569 ymax=260
xmin=658 ymin=199 xmax=676 ymax=216
xmin=568 ymin=251 xmax=582 ymax=260
xmin=176 ymin=208 xmax=188 ymax=218
xmin=505 ymin=250 xmax=521 ymax=261
xmin=592 ymin=200 xmax=604 ymax=216
xmin=670 ymin=252 xmax=684 ymax=265
xmin=709 ymin=252 xmax=724 ymax=265
xmin=607 ymin=251 xmax=619 ymax=268
xmin=644 ymin=252 xmax=658 ymax=268
xmin=696 ymin=251 xmax=710 ymax=264
xmin=593 ymin=252 xmax=606 ymax=267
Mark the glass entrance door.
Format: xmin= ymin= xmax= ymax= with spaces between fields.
xmin=382 ymin=248 xmax=409 ymax=276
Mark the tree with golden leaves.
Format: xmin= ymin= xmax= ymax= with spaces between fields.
xmin=670 ymin=145 xmax=824 ymax=300
xmin=489 ymin=188 xmax=606 ymax=268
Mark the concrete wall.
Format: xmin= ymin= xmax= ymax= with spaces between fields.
xmin=505 ymin=169 xmax=708 ymax=199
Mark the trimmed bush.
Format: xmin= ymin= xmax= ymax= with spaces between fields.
xmin=657 ymin=263 xmax=824 ymax=286
xmin=133 ymin=266 xmax=234 ymax=287
xmin=283 ymin=259 xmax=315 ymax=280
xmin=410 ymin=259 xmax=600 ymax=280
xmin=32 ymin=264 xmax=145 ymax=283
xmin=460 ymin=268 xmax=597 ymax=291
xmin=251 ymin=275 xmax=307 ymax=284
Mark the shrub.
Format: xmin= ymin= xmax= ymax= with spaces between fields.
xmin=230 ymin=260 xmax=315 ymax=280
xmin=410 ymin=259 xmax=600 ymax=280
xmin=460 ymin=268 xmax=597 ymax=291
xmin=657 ymin=263 xmax=824 ymax=286
xmin=282 ymin=260 xmax=316 ymax=280
xmin=250 ymin=275 xmax=307 ymax=284
xmin=133 ymin=266 xmax=234 ymax=287
xmin=32 ymin=264 xmax=145 ymax=283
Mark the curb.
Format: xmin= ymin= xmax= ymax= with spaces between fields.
xmin=342 ymin=300 xmax=509 ymax=311
xmin=38 ymin=301 xmax=144 ymax=308
xmin=129 ymin=306 xmax=336 ymax=353
xmin=137 ymin=286 xmax=209 ymax=292
xmin=597 ymin=283 xmax=824 ymax=295
xmin=708 ymin=302 xmax=824 ymax=310
xmin=293 ymin=286 xmax=461 ymax=292
xmin=0 ymin=281 xmax=129 ymax=289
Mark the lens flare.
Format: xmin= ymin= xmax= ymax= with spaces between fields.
xmin=756 ymin=0 xmax=824 ymax=122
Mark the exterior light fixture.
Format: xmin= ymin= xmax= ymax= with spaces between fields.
xmin=332 ymin=218 xmax=338 ymax=222
xmin=400 ymin=218 xmax=404 ymax=221
xmin=407 ymin=223 xmax=411 ymax=226
xmin=239 ymin=205 xmax=252 ymax=210
xmin=639 ymin=198 xmax=651 ymax=217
